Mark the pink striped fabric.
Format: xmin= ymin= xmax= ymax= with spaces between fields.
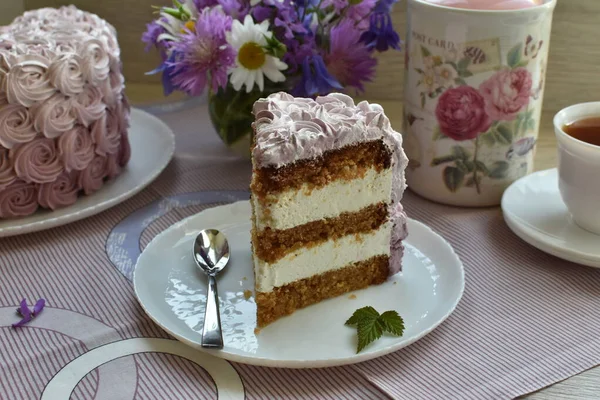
xmin=1 ymin=105 xmax=599 ymax=399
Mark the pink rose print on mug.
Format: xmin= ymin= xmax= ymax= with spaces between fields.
xmin=435 ymin=86 xmax=491 ymax=141
xmin=479 ymin=67 xmax=533 ymax=121
xmin=423 ymin=36 xmax=542 ymax=195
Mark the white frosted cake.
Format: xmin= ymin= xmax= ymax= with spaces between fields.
xmin=0 ymin=6 xmax=131 ymax=219
xmin=250 ymin=92 xmax=409 ymax=327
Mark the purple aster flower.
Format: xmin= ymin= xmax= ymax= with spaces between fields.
xmin=167 ymin=8 xmax=235 ymax=96
xmin=347 ymin=0 xmax=377 ymax=30
xmin=293 ymin=54 xmax=342 ymax=97
xmin=146 ymin=51 xmax=180 ymax=96
xmin=322 ymin=0 xmax=348 ymax=13
xmin=219 ymin=0 xmax=250 ymax=19
xmin=360 ymin=12 xmax=401 ymax=52
xmin=12 ymin=298 xmax=45 ymax=328
xmin=252 ymin=0 xmax=306 ymax=40
xmin=324 ymin=20 xmax=377 ymax=92
xmin=141 ymin=20 xmax=165 ymax=52
xmin=284 ymin=35 xmax=316 ymax=74
xmin=194 ymin=0 xmax=219 ymax=9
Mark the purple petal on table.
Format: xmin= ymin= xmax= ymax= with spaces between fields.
xmin=12 ymin=299 xmax=32 ymax=328
xmin=33 ymin=299 xmax=45 ymax=316
xmin=16 ymin=299 xmax=30 ymax=319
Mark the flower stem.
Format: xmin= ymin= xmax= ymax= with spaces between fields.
xmin=473 ymin=137 xmax=481 ymax=195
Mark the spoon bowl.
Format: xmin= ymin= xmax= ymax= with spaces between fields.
xmin=193 ymin=229 xmax=230 ymax=349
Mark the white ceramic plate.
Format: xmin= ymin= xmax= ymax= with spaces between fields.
xmin=502 ymin=169 xmax=600 ymax=268
xmin=134 ymin=201 xmax=465 ymax=368
xmin=0 ymin=108 xmax=175 ymax=237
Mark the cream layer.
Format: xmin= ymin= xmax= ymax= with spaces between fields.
xmin=253 ymin=167 xmax=392 ymax=231
xmin=254 ymin=222 xmax=392 ymax=292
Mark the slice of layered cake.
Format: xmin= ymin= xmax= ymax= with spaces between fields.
xmin=250 ymin=92 xmax=409 ymax=327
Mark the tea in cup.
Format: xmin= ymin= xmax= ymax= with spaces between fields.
xmin=554 ymin=102 xmax=600 ymax=235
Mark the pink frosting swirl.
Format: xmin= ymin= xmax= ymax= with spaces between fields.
xmin=10 ymin=137 xmax=63 ymax=183
xmin=48 ymin=53 xmax=85 ymax=96
xmin=78 ymin=154 xmax=107 ymax=195
xmin=92 ymin=108 xmax=120 ymax=156
xmin=106 ymin=153 xmax=121 ymax=179
xmin=31 ymin=93 xmax=76 ymax=138
xmin=0 ymin=148 xmax=17 ymax=190
xmin=74 ymin=85 xmax=106 ymax=127
xmin=0 ymin=179 xmax=38 ymax=219
xmin=58 ymin=125 xmax=95 ymax=172
xmin=37 ymin=170 xmax=81 ymax=210
xmin=118 ymin=130 xmax=131 ymax=167
xmin=5 ymin=54 xmax=56 ymax=107
xmin=79 ymin=38 xmax=110 ymax=86
xmin=0 ymin=104 xmax=37 ymax=148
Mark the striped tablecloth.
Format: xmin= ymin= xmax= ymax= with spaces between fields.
xmin=2 ymin=103 xmax=600 ymax=400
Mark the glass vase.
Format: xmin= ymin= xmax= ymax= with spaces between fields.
xmin=208 ymin=83 xmax=284 ymax=158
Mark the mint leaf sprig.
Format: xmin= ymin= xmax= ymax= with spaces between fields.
xmin=345 ymin=306 xmax=405 ymax=353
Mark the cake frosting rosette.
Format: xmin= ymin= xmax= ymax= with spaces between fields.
xmin=0 ymin=5 xmax=131 ymax=219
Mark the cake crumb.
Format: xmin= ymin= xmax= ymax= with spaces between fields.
xmin=243 ymin=290 xmax=253 ymax=300
xmin=348 ymin=294 xmax=357 ymax=300
xmin=242 ymin=276 xmax=247 ymax=281
xmin=254 ymin=327 xmax=261 ymax=335
xmin=393 ymin=281 xmax=397 ymax=285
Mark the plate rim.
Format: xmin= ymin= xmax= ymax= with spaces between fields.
xmin=0 ymin=108 xmax=175 ymax=238
xmin=133 ymin=200 xmax=466 ymax=368
xmin=501 ymin=168 xmax=600 ymax=268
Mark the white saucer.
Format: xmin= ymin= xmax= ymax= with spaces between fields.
xmin=0 ymin=108 xmax=175 ymax=237
xmin=133 ymin=201 xmax=465 ymax=368
xmin=502 ymin=168 xmax=600 ymax=268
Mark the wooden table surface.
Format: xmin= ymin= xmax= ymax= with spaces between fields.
xmin=127 ymin=84 xmax=597 ymax=400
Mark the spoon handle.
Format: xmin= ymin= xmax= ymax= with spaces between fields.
xmin=201 ymin=274 xmax=223 ymax=349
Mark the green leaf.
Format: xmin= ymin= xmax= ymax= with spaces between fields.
xmin=446 ymin=61 xmax=459 ymax=71
xmin=451 ymin=146 xmax=470 ymax=160
xmin=480 ymin=131 xmax=497 ymax=147
xmin=379 ymin=311 xmax=405 ymax=336
xmin=516 ymin=60 xmax=529 ymax=68
xmin=459 ymin=70 xmax=474 ymax=78
xmin=443 ymin=166 xmax=465 ymax=193
xmin=356 ymin=317 xmax=384 ymax=353
xmin=421 ymin=46 xmax=431 ymax=58
xmin=421 ymin=93 xmax=426 ymax=109
xmin=431 ymin=155 xmax=458 ymax=166
xmin=455 ymin=160 xmax=469 ymax=173
xmin=458 ymin=57 xmax=471 ymax=72
xmin=463 ymin=160 xmax=476 ymax=172
xmin=527 ymin=118 xmax=536 ymax=131
xmin=507 ymin=43 xmax=523 ymax=68
xmin=415 ymin=68 xmax=424 ymax=74
xmin=489 ymin=161 xmax=510 ymax=179
xmin=455 ymin=77 xmax=467 ymax=86
xmin=475 ymin=161 xmax=490 ymax=176
xmin=345 ymin=306 xmax=380 ymax=326
xmin=496 ymin=124 xmax=514 ymax=144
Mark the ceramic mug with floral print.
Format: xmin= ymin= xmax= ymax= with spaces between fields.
xmin=402 ymin=0 xmax=556 ymax=207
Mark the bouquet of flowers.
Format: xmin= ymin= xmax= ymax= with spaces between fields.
xmin=142 ymin=0 xmax=400 ymax=153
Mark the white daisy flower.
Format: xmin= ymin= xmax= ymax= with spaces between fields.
xmin=226 ymin=15 xmax=287 ymax=93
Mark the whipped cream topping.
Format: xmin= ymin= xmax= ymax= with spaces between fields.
xmin=0 ymin=149 xmax=16 ymax=190
xmin=0 ymin=6 xmax=131 ymax=219
xmin=0 ymin=179 xmax=38 ymax=218
xmin=79 ymin=155 xmax=107 ymax=195
xmin=58 ymin=125 xmax=95 ymax=172
xmin=37 ymin=170 xmax=80 ymax=210
xmin=31 ymin=93 xmax=76 ymax=138
xmin=10 ymin=137 xmax=63 ymax=184
xmin=253 ymin=92 xmax=410 ymax=275
xmin=0 ymin=103 xmax=38 ymax=148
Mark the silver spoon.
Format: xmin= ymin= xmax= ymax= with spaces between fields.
xmin=193 ymin=229 xmax=230 ymax=349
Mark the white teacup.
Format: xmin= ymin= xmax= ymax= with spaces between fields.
xmin=554 ymin=102 xmax=600 ymax=235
